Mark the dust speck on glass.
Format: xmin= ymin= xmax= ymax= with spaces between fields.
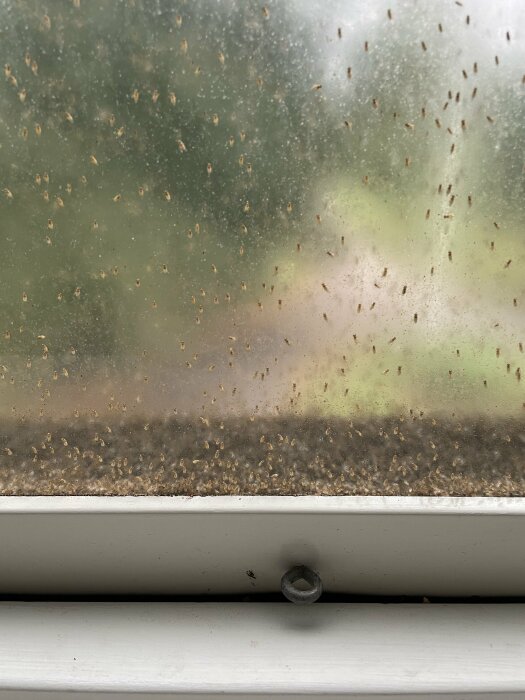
xmin=0 ymin=0 xmax=523 ymax=496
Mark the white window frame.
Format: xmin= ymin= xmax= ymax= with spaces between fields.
xmin=1 ymin=495 xmax=525 ymax=698
xmin=0 ymin=495 xmax=524 ymax=596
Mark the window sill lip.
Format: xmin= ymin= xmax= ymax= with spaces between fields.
xmin=0 ymin=494 xmax=524 ymax=514
xmin=1 ymin=602 xmax=525 ymax=697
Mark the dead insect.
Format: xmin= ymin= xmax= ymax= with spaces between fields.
xmin=504 ymin=259 xmax=512 ymax=269
xmin=321 ymin=283 xmax=329 ymax=292
xmin=311 ymin=83 xmax=322 ymax=91
xmin=177 ymin=139 xmax=187 ymax=153
xmin=448 ymin=251 xmax=452 ymax=261
xmin=347 ymin=66 xmax=352 ymax=79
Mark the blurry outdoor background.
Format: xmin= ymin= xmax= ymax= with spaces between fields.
xmin=0 ymin=0 xmax=524 ymax=422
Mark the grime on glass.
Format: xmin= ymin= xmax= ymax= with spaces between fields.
xmin=0 ymin=0 xmax=524 ymax=495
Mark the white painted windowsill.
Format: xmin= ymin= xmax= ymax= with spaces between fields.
xmin=1 ymin=601 xmax=524 ymax=699
xmin=1 ymin=497 xmax=524 ymax=697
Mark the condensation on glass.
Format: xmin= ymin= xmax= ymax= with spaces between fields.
xmin=0 ymin=0 xmax=523 ymax=495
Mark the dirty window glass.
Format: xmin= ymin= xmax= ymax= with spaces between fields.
xmin=0 ymin=0 xmax=523 ymax=495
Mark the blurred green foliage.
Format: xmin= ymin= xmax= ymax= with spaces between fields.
xmin=0 ymin=0 xmax=523 ymax=418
